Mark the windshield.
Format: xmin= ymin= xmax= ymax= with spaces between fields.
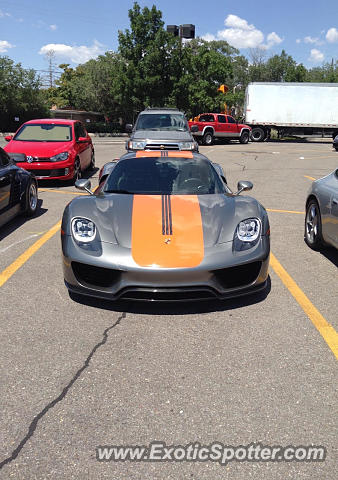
xmin=135 ymin=113 xmax=189 ymax=131
xmin=104 ymin=157 xmax=226 ymax=195
xmin=14 ymin=124 xmax=72 ymax=142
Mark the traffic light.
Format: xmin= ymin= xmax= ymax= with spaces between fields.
xmin=218 ymin=84 xmax=228 ymax=94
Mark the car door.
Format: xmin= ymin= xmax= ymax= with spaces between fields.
xmin=217 ymin=115 xmax=228 ymax=137
xmin=74 ymin=122 xmax=91 ymax=170
xmin=0 ymin=149 xmax=12 ymax=215
xmin=325 ymin=170 xmax=338 ymax=247
xmin=226 ymin=115 xmax=239 ymax=138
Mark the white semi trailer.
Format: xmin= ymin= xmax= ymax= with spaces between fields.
xmin=244 ymin=82 xmax=338 ymax=141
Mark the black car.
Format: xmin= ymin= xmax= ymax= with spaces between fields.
xmin=0 ymin=147 xmax=38 ymax=228
xmin=333 ymin=135 xmax=338 ymax=151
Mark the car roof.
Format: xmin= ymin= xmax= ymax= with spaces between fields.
xmin=23 ymin=118 xmax=77 ymax=125
xmin=139 ymin=108 xmax=184 ymax=115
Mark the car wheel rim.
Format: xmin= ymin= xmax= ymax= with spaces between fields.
xmin=29 ymin=183 xmax=37 ymax=210
xmin=306 ymin=204 xmax=318 ymax=243
xmin=75 ymin=162 xmax=81 ymax=180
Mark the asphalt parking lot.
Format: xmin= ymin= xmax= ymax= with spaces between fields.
xmin=0 ymin=137 xmax=337 ymax=479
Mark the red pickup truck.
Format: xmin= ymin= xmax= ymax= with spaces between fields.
xmin=189 ymin=113 xmax=251 ymax=145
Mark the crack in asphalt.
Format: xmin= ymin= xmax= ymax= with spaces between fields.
xmin=234 ymin=162 xmax=246 ymax=171
xmin=0 ymin=312 xmax=126 ymax=470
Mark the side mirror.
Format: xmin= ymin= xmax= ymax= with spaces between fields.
xmin=190 ymin=125 xmax=199 ymax=133
xmin=125 ymin=124 xmax=133 ymax=133
xmin=235 ymin=180 xmax=253 ymax=195
xmin=75 ymin=178 xmax=94 ymax=195
xmin=77 ymin=136 xmax=88 ymax=143
xmin=4 ymin=135 xmax=13 ymax=142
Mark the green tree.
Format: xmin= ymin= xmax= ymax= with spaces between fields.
xmin=0 ymin=56 xmax=48 ymax=131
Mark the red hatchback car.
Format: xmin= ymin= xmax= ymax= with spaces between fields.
xmin=4 ymin=119 xmax=95 ymax=182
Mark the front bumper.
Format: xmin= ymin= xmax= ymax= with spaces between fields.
xmin=62 ymin=234 xmax=270 ymax=302
xmin=15 ymin=160 xmax=75 ymax=180
xmin=126 ymin=140 xmax=199 ymax=152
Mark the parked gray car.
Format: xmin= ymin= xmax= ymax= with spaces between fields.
xmin=305 ymin=169 xmax=338 ymax=250
xmin=125 ymin=107 xmax=199 ymax=152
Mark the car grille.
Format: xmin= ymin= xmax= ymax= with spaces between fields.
xmin=72 ymin=262 xmax=121 ymax=288
xmin=26 ymin=168 xmax=68 ymax=177
xmin=145 ymin=143 xmax=180 ymax=150
xmin=213 ymin=262 xmax=261 ymax=289
xmin=118 ymin=288 xmax=217 ymax=301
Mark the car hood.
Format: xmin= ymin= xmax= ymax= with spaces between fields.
xmin=131 ymin=130 xmax=193 ymax=142
xmin=63 ymin=193 xmax=267 ymax=249
xmin=4 ymin=141 xmax=72 ymax=157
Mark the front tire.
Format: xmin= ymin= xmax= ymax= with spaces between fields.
xmin=24 ymin=179 xmax=38 ymax=217
xmin=304 ymin=200 xmax=324 ymax=250
xmin=202 ymin=131 xmax=214 ymax=146
xmin=239 ymin=131 xmax=250 ymax=144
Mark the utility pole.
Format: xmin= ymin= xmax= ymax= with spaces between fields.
xmin=45 ymin=49 xmax=56 ymax=88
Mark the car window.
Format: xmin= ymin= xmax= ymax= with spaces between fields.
xmin=199 ymin=114 xmax=214 ymax=122
xmin=135 ymin=114 xmax=188 ymax=131
xmin=226 ymin=116 xmax=236 ymax=124
xmin=0 ymin=148 xmax=10 ymax=167
xmin=104 ymin=157 xmax=226 ymax=195
xmin=14 ymin=124 xmax=72 ymax=142
xmin=217 ymin=115 xmax=227 ymax=123
xmin=75 ymin=122 xmax=87 ymax=139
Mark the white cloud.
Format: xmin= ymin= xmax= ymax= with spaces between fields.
xmin=296 ymin=38 xmax=301 ymax=44
xmin=0 ymin=9 xmax=10 ymax=18
xmin=304 ymin=36 xmax=323 ymax=45
xmin=265 ymin=32 xmax=283 ymax=48
xmin=0 ymin=40 xmax=14 ymax=53
xmin=49 ymin=24 xmax=57 ymax=31
xmin=39 ymin=40 xmax=105 ymax=64
xmin=204 ymin=14 xmax=282 ymax=50
xmin=225 ymin=14 xmax=253 ymax=31
xmin=326 ymin=27 xmax=338 ymax=43
xmin=202 ymin=33 xmax=216 ymax=41
xmin=217 ymin=14 xmax=264 ymax=48
xmin=309 ymin=48 xmax=324 ymax=62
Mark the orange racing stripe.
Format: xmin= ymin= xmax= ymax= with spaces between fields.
xmin=132 ymin=195 xmax=204 ymax=268
xmin=135 ymin=151 xmax=193 ymax=158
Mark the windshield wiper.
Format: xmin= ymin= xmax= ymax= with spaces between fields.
xmin=104 ymin=189 xmax=134 ymax=194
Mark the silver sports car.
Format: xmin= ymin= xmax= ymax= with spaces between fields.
xmin=61 ymin=151 xmax=270 ymax=301
xmin=305 ymin=168 xmax=338 ymax=250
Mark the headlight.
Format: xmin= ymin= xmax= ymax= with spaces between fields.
xmin=50 ymin=152 xmax=68 ymax=162
xmin=179 ymin=142 xmax=194 ymax=150
xmin=71 ymin=217 xmax=96 ymax=243
xmin=234 ymin=218 xmax=261 ymax=251
xmin=128 ymin=140 xmax=147 ymax=150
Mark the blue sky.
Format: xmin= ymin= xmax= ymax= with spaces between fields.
xmin=1 ymin=0 xmax=337 ymax=77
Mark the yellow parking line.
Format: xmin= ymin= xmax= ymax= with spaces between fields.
xmin=270 ymin=253 xmax=338 ymax=359
xmin=267 ymin=208 xmax=304 ymax=215
xmin=39 ymin=188 xmax=86 ymax=195
xmin=0 ymin=221 xmax=61 ymax=288
xmin=304 ymin=175 xmax=316 ymax=181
